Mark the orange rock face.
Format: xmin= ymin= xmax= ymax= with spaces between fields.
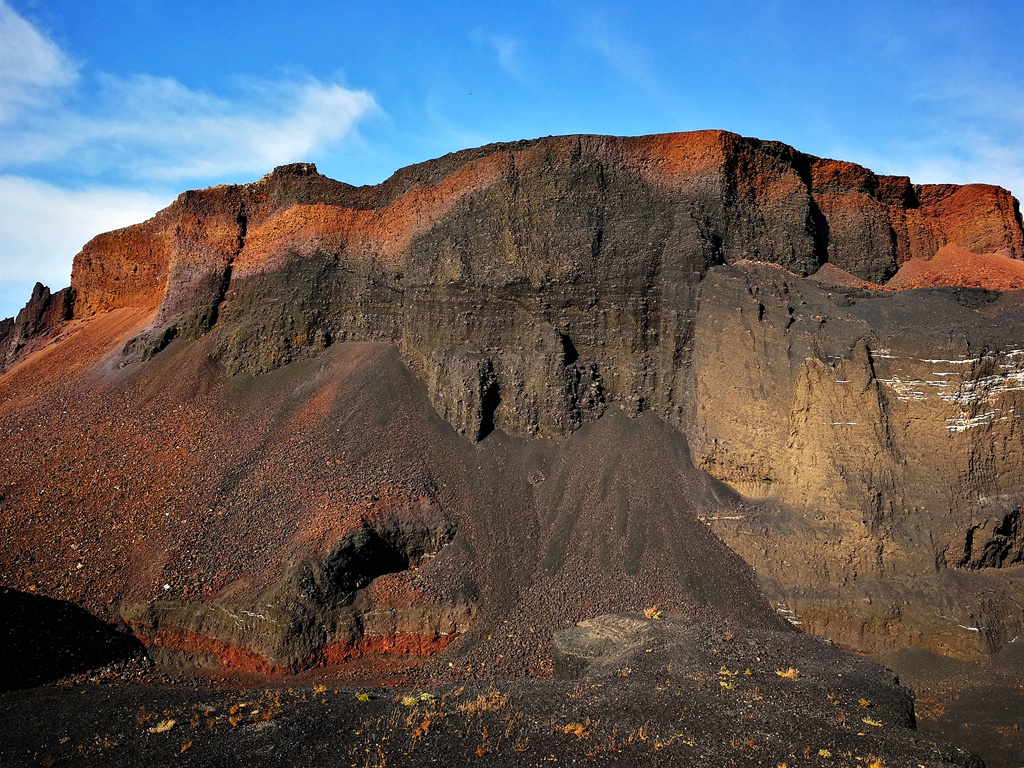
xmin=887 ymin=243 xmax=1024 ymax=290
xmin=70 ymin=220 xmax=171 ymax=316
xmin=916 ymin=184 xmax=1024 ymax=259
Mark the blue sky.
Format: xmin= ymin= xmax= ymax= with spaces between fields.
xmin=1 ymin=0 xmax=1022 ymax=319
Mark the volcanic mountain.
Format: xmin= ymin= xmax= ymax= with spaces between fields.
xmin=2 ymin=130 xmax=1023 ymax=766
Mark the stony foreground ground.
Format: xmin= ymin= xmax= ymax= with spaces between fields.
xmin=1 ymin=612 xmax=987 ymax=768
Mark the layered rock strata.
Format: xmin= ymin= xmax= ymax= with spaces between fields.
xmin=2 ymin=130 xmax=1024 ymax=672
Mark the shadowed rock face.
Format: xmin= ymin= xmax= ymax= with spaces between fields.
xmin=2 ymin=130 xmax=1024 ymax=676
xmin=0 ymin=589 xmax=145 ymax=691
xmin=691 ymin=264 xmax=1024 ymax=656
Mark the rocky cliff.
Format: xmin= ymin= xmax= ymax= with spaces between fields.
xmin=69 ymin=133 xmax=1024 ymax=441
xmin=0 ymin=282 xmax=73 ymax=370
xmin=2 ymin=130 xmax=1024 ymax=677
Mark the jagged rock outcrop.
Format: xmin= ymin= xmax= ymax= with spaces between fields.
xmin=122 ymin=513 xmax=471 ymax=672
xmin=2 ymin=130 xmax=1024 ymax=675
xmin=0 ymin=282 xmax=73 ymax=369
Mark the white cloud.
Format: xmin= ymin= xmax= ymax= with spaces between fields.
xmin=476 ymin=33 xmax=525 ymax=81
xmin=494 ymin=36 xmax=522 ymax=77
xmin=0 ymin=2 xmax=377 ymax=183
xmin=0 ymin=175 xmax=170 ymax=287
xmin=1 ymin=73 xmax=378 ymax=182
xmin=0 ymin=0 xmax=78 ymax=122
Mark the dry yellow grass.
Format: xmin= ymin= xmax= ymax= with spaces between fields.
xmin=456 ymin=689 xmax=509 ymax=714
xmin=561 ymin=722 xmax=589 ymax=738
xmin=147 ymin=719 xmax=175 ymax=734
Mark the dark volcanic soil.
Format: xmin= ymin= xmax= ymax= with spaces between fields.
xmin=0 ymin=612 xmax=983 ymax=768
xmin=881 ymin=642 xmax=1024 ymax=768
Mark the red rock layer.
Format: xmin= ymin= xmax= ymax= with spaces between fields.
xmin=130 ymin=624 xmax=459 ymax=675
xmin=132 ymin=625 xmax=291 ymax=675
xmin=313 ymin=632 xmax=459 ymax=666
xmin=886 ymin=243 xmax=1024 ymax=290
xmin=60 ymin=131 xmax=1024 ymax=335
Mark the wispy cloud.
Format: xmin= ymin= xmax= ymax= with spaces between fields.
xmin=0 ymin=1 xmax=78 ymax=121
xmin=0 ymin=1 xmax=378 ymax=316
xmin=848 ymin=74 xmax=1024 ymax=199
xmin=470 ymin=29 xmax=529 ymax=84
xmin=489 ymin=34 xmax=526 ymax=81
xmin=2 ymin=73 xmax=377 ymax=182
xmin=0 ymin=175 xmax=169 ymax=283
xmin=897 ymin=136 xmax=1024 ymax=198
xmin=0 ymin=0 xmax=378 ymax=183
xmin=572 ymin=10 xmax=659 ymax=94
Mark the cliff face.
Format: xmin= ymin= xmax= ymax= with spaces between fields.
xmin=3 ymin=130 xmax=1024 ymax=673
xmin=692 ymin=264 xmax=1024 ymax=655
xmin=63 ymin=132 xmax=1024 ymax=441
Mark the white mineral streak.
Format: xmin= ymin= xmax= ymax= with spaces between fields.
xmin=945 ymin=412 xmax=1001 ymax=433
xmin=866 ymin=348 xmax=1024 ymax=431
xmin=775 ymin=604 xmax=803 ymax=626
xmin=874 ymin=376 xmax=933 ymax=401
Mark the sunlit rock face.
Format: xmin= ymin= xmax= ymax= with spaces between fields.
xmin=2 ymin=130 xmax=1023 ymax=673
